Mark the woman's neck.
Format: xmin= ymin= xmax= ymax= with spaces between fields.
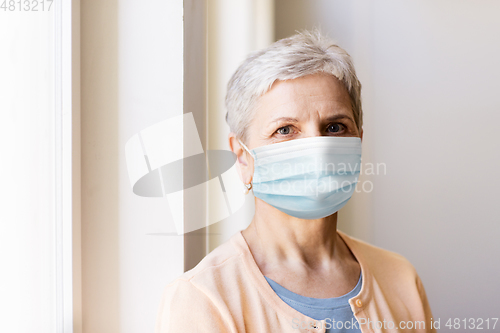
xmin=242 ymin=198 xmax=343 ymax=272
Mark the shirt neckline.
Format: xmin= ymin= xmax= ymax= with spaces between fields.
xmin=230 ymin=229 xmax=373 ymax=326
xmin=263 ymin=270 xmax=363 ymax=310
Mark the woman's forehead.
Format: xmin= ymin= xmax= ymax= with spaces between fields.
xmin=254 ymin=74 xmax=353 ymax=121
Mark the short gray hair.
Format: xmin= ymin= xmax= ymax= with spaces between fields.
xmin=225 ymin=29 xmax=363 ymax=142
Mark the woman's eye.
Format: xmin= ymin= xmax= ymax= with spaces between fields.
xmin=277 ymin=126 xmax=292 ymax=135
xmin=327 ymin=123 xmax=344 ymax=133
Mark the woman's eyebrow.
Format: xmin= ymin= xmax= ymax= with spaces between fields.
xmin=271 ymin=117 xmax=299 ymax=123
xmin=324 ymin=114 xmax=355 ymax=123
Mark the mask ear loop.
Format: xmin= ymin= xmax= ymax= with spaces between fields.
xmin=237 ymin=139 xmax=255 ymax=159
xmin=237 ymin=139 xmax=254 ymax=194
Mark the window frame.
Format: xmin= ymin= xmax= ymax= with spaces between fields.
xmin=54 ymin=0 xmax=80 ymax=332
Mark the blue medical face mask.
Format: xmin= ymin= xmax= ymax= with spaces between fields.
xmin=238 ymin=136 xmax=361 ymax=219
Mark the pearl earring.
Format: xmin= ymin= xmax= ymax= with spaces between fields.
xmin=243 ymin=183 xmax=253 ymax=195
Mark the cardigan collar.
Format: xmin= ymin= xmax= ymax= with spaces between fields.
xmin=230 ymin=230 xmax=373 ymax=333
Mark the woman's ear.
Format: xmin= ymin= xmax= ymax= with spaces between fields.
xmin=228 ymin=133 xmax=254 ymax=184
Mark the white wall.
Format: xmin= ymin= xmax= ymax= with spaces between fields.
xmin=207 ymin=0 xmax=275 ymax=251
xmin=81 ymin=1 xmax=184 ymax=332
xmin=276 ymin=0 xmax=500 ymax=322
xmin=0 ymin=9 xmax=56 ymax=333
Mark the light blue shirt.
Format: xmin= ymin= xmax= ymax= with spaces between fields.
xmin=264 ymin=272 xmax=362 ymax=332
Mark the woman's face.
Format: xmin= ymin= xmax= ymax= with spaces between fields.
xmin=230 ymin=72 xmax=362 ymax=185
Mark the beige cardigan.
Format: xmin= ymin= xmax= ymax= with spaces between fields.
xmin=155 ymin=230 xmax=436 ymax=333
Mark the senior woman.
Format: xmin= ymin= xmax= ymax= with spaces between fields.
xmin=155 ymin=30 xmax=435 ymax=333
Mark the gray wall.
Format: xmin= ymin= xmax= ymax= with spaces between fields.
xmin=276 ymin=0 xmax=500 ymax=324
